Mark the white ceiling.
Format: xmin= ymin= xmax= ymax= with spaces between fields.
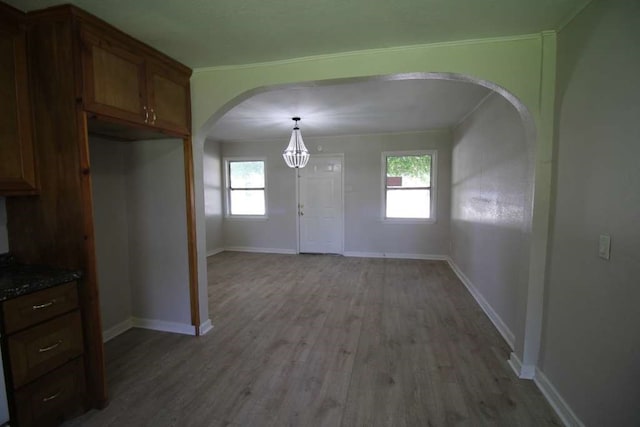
xmin=209 ymin=78 xmax=491 ymax=142
xmin=6 ymin=0 xmax=591 ymax=68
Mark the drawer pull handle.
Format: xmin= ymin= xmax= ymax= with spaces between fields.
xmin=32 ymin=299 xmax=56 ymax=310
xmin=42 ymin=390 xmax=61 ymax=402
xmin=39 ymin=340 xmax=63 ymax=353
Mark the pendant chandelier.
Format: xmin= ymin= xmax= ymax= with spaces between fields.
xmin=282 ymin=117 xmax=310 ymax=168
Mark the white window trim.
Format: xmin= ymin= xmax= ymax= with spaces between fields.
xmin=381 ymin=150 xmax=437 ymax=224
xmin=223 ymin=157 xmax=268 ymax=220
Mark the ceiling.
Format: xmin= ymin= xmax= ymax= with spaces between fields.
xmin=8 ymin=0 xmax=590 ymax=68
xmin=210 ymin=79 xmax=491 ymax=142
xmin=8 ymin=0 xmax=588 ymax=141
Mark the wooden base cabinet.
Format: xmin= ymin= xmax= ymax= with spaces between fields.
xmin=14 ymin=358 xmax=85 ymax=427
xmin=1 ymin=282 xmax=85 ymax=427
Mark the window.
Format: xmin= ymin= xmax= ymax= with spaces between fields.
xmin=382 ymin=151 xmax=436 ymax=221
xmin=225 ymin=159 xmax=266 ymax=216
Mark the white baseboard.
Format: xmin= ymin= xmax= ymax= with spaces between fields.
xmin=103 ymin=317 xmax=198 ymax=341
xmin=102 ymin=318 xmax=134 ymax=343
xmin=131 ymin=317 xmax=197 ymax=336
xmin=224 ymin=246 xmax=296 ymax=255
xmin=534 ymin=367 xmax=585 ymax=427
xmin=207 ymin=248 xmax=225 ymax=257
xmin=508 ymin=352 xmax=535 ymax=379
xmin=343 ymin=251 xmax=448 ymax=260
xmin=198 ymin=319 xmax=214 ymax=335
xmin=447 ymin=258 xmax=515 ymax=350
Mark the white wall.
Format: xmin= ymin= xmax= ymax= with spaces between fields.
xmin=540 ymin=1 xmax=640 ymax=425
xmin=219 ymin=130 xmax=451 ymax=256
xmin=89 ymin=137 xmax=132 ymax=332
xmin=126 ymin=139 xmax=191 ymax=326
xmin=0 ymin=198 xmax=7 ymax=253
xmin=203 ymin=140 xmax=223 ymax=255
xmin=450 ymin=92 xmax=532 ymax=346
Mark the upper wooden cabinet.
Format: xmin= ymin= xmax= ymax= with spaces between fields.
xmin=80 ymin=28 xmax=147 ymax=126
xmin=0 ymin=3 xmax=37 ymax=195
xmin=146 ymin=59 xmax=191 ymax=134
xmin=80 ymin=24 xmax=191 ymax=135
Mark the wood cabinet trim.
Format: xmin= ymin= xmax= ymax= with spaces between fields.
xmin=183 ymin=137 xmax=200 ymax=332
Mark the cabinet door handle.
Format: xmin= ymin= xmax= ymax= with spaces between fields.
xmin=32 ymin=299 xmax=56 ymax=310
xmin=42 ymin=390 xmax=62 ymax=402
xmin=143 ymin=106 xmax=149 ymax=123
xmin=39 ymin=340 xmax=63 ymax=353
xmin=151 ymin=108 xmax=157 ymax=124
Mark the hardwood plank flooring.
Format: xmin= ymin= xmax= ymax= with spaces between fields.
xmin=65 ymin=252 xmax=561 ymax=426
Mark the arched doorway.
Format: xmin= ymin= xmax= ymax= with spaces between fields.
xmin=197 ymin=71 xmax=546 ymax=376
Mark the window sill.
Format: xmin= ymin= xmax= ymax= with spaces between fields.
xmin=225 ymin=215 xmax=269 ymax=221
xmin=382 ymin=218 xmax=437 ymax=225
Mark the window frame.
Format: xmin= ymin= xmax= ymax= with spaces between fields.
xmin=381 ymin=150 xmax=437 ymax=223
xmin=223 ymin=157 xmax=268 ymax=220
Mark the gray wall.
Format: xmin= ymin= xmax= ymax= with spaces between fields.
xmin=126 ymin=139 xmax=191 ymax=325
xmin=0 ymin=198 xmax=7 ymax=253
xmin=450 ymin=92 xmax=532 ymax=345
xmin=90 ymin=137 xmax=192 ymax=331
xmin=90 ymin=137 xmax=132 ymax=331
xmin=219 ymin=130 xmax=452 ymax=256
xmin=203 ymin=140 xmax=223 ymax=254
xmin=540 ymin=1 xmax=640 ymax=425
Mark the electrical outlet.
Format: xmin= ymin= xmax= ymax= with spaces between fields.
xmin=598 ymin=234 xmax=611 ymax=260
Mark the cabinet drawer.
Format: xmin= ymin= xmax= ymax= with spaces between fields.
xmin=3 ymin=282 xmax=79 ymax=334
xmin=8 ymin=310 xmax=84 ymax=388
xmin=15 ymin=357 xmax=85 ymax=427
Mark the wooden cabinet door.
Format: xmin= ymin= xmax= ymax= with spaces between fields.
xmin=80 ymin=28 xmax=147 ymax=126
xmin=0 ymin=6 xmax=37 ymax=195
xmin=146 ymin=59 xmax=191 ymax=135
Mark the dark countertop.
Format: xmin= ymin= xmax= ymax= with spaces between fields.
xmin=0 ymin=253 xmax=82 ymax=302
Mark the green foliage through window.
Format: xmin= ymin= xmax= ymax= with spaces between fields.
xmin=384 ymin=152 xmax=434 ymax=219
xmin=386 ymin=155 xmax=431 ymax=187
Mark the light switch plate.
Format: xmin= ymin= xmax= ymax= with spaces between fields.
xmin=598 ymin=234 xmax=611 ymax=260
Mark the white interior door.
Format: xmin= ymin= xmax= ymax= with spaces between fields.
xmin=298 ymin=156 xmax=343 ymax=254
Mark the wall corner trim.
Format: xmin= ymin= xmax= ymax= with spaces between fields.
xmin=508 ymin=351 xmax=535 ymax=379
xmin=207 ymin=248 xmax=225 ymax=257
xmin=446 ymin=258 xmax=516 ymax=349
xmin=131 ymin=317 xmax=197 ymax=336
xmin=103 ymin=317 xmax=199 ymax=342
xmin=102 ymin=318 xmax=134 ymax=343
xmin=534 ymin=367 xmax=586 ymax=427
xmin=199 ymin=319 xmax=214 ymax=335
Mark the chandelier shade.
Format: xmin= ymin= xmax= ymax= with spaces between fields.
xmin=283 ymin=117 xmax=310 ymax=168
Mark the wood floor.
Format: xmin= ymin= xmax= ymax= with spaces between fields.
xmin=66 ymin=252 xmax=561 ymax=426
